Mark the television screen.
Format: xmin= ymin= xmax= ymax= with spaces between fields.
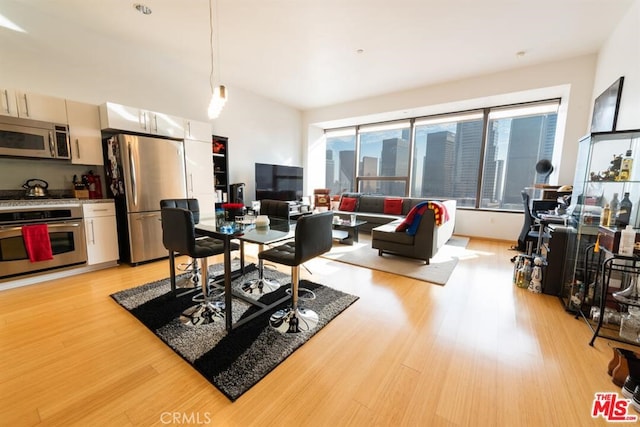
xmin=255 ymin=163 xmax=303 ymax=201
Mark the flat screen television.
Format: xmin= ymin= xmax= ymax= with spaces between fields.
xmin=255 ymin=163 xmax=303 ymax=201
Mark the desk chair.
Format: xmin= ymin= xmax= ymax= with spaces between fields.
xmin=161 ymin=207 xmax=231 ymax=326
xmin=258 ymin=211 xmax=333 ymax=333
xmin=519 ymin=190 xmax=551 ymax=255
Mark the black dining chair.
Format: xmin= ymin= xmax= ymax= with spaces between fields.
xmin=161 ymin=207 xmax=231 ymax=326
xmin=160 ymin=199 xmax=207 ymax=289
xmin=257 ymin=199 xmax=291 ymax=220
xmin=160 ymin=198 xmax=240 ymax=291
xmin=258 ymin=211 xmax=334 ymax=333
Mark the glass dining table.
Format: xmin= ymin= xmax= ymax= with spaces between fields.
xmin=195 ymin=216 xmax=295 ymax=331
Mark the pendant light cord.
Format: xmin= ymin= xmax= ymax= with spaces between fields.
xmin=209 ymin=0 xmax=214 ymax=94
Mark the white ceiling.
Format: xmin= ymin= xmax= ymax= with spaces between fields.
xmin=0 ymin=0 xmax=634 ymax=111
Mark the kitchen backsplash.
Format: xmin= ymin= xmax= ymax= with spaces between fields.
xmin=0 ymin=157 xmax=105 ymax=194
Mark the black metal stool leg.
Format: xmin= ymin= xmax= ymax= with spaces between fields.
xmin=175 ymin=257 xmax=200 ymax=288
xmin=242 ymin=243 xmax=280 ymax=295
xmin=179 ymin=256 xmax=225 ymax=326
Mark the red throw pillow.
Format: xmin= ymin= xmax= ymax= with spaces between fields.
xmin=339 ymin=197 xmax=357 ymax=212
xmin=384 ymin=198 xmax=403 ymax=215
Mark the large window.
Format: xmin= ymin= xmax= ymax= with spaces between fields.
xmin=357 ymin=121 xmax=410 ymax=196
xmin=324 ymin=99 xmax=559 ymax=211
xmin=480 ymin=102 xmax=558 ymax=210
xmin=325 ymin=128 xmax=356 ymax=194
xmin=413 ymin=112 xmax=484 ymax=207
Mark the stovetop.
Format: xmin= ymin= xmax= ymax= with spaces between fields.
xmin=0 ymin=190 xmax=78 ymax=202
xmin=0 ymin=195 xmax=78 ymax=201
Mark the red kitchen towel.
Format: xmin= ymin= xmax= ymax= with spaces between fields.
xmin=22 ymin=224 xmax=54 ymax=262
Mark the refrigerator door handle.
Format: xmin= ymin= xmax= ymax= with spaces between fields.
xmin=128 ymin=142 xmax=138 ymax=206
xmin=135 ymin=213 xmax=159 ymax=220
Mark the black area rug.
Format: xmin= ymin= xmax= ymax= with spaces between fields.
xmin=110 ymin=262 xmax=359 ymax=401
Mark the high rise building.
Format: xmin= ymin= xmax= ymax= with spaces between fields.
xmin=481 ymin=121 xmax=500 ymax=204
xmin=380 ymin=137 xmax=409 ymax=195
xmin=452 ymin=121 xmax=484 ymax=207
xmin=339 ymin=150 xmax=355 ymax=193
xmin=422 ymin=131 xmax=455 ymax=198
xmin=325 ymin=149 xmax=336 ymax=193
xmin=537 ymin=114 xmax=557 ymax=182
xmin=503 ymin=114 xmax=557 ymax=206
xmin=360 ymin=156 xmax=378 ymax=193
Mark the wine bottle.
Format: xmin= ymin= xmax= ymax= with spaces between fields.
xmin=610 ymin=192 xmax=620 ymax=222
xmin=618 ymin=192 xmax=633 ymax=227
xmin=601 ymin=204 xmax=611 ymax=226
xmin=619 ymin=150 xmax=634 ymax=181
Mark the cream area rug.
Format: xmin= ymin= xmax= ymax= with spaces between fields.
xmin=321 ymin=235 xmax=470 ymax=285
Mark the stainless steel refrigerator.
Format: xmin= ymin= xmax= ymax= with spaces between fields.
xmin=105 ymin=134 xmax=187 ymax=264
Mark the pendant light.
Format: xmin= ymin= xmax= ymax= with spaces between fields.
xmin=207 ymin=0 xmax=227 ymax=119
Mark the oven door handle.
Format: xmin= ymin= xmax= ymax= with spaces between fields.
xmin=0 ymin=222 xmax=82 ymax=232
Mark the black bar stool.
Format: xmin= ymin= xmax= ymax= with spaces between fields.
xmin=160 ymin=199 xmax=210 ymax=290
xmin=161 ymin=207 xmax=232 ymax=326
xmin=258 ymin=211 xmax=333 ymax=333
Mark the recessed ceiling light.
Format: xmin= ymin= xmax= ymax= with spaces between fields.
xmin=134 ymin=4 xmax=152 ymax=15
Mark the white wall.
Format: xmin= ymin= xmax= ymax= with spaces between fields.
xmin=211 ymin=87 xmax=303 ymax=203
xmin=0 ymin=158 xmax=96 ymax=192
xmin=591 ymin=0 xmax=640 ymax=132
xmin=303 ymin=55 xmax=598 ymax=241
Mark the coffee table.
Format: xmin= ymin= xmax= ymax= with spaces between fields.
xmin=332 ymin=219 xmax=367 ymax=245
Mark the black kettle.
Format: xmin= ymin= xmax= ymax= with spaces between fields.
xmin=23 ymin=179 xmax=49 ymax=198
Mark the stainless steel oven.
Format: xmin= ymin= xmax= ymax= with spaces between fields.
xmin=0 ymin=204 xmax=87 ymax=280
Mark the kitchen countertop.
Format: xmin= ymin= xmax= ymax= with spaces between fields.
xmin=0 ymin=198 xmax=114 ymax=210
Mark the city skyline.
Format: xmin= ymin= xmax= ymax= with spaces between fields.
xmin=325 ymin=112 xmax=557 ymax=209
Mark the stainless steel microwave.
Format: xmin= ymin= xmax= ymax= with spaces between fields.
xmin=0 ymin=115 xmax=71 ymax=160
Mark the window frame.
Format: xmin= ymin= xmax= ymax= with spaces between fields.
xmin=324 ymin=98 xmax=561 ymax=211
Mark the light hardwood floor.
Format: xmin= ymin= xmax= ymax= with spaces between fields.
xmin=0 ymin=237 xmax=631 ymax=426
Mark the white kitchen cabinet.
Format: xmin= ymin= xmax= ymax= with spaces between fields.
xmin=184 ymin=138 xmax=216 ymax=218
xmin=0 ymin=87 xmax=18 ymax=117
xmin=184 ymin=119 xmax=212 ymax=141
xmin=149 ymin=111 xmax=184 ymax=138
xmin=99 ymin=102 xmax=184 ymax=138
xmin=66 ymin=100 xmax=104 ymax=165
xmin=1 ymin=88 xmax=67 ymax=123
xmin=82 ymin=202 xmax=119 ymax=265
xmin=99 ymin=102 xmax=147 ymax=133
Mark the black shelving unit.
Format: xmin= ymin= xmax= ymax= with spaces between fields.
xmin=212 ymin=135 xmax=228 ymax=207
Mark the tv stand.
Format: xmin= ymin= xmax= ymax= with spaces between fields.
xmin=288 ymin=201 xmax=312 ymax=220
